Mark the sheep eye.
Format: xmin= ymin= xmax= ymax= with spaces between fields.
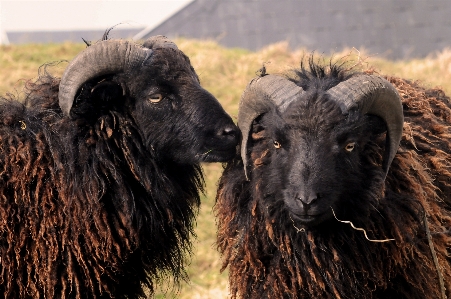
xmin=345 ymin=142 xmax=355 ymax=152
xmin=149 ymin=94 xmax=163 ymax=103
xmin=273 ymin=140 xmax=281 ymax=149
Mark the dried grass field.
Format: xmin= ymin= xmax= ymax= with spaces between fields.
xmin=1 ymin=39 xmax=451 ymax=298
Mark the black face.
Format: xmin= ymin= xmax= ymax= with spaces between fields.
xmin=130 ymin=78 xmax=238 ymax=164
xmin=128 ymin=48 xmax=238 ymax=164
xmin=73 ymin=47 xmax=239 ymax=164
xmin=248 ymin=91 xmax=386 ymax=227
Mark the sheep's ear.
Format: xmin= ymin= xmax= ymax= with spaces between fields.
xmin=90 ymin=81 xmax=125 ymax=105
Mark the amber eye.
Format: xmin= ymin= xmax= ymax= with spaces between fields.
xmin=149 ymin=94 xmax=163 ymax=103
xmin=345 ymin=142 xmax=355 ymax=152
xmin=273 ymin=140 xmax=281 ymax=149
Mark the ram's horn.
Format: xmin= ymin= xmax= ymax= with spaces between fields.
xmin=142 ymin=35 xmax=178 ymax=50
xmin=238 ymin=74 xmax=304 ymax=180
xmin=58 ymin=40 xmax=152 ymax=116
xmin=59 ymin=36 xmax=178 ymax=117
xmin=327 ymin=74 xmax=404 ymax=177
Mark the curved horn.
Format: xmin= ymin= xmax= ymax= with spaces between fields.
xmin=238 ymin=75 xmax=304 ymax=180
xmin=327 ymin=74 xmax=404 ymax=177
xmin=59 ymin=36 xmax=180 ymax=116
xmin=58 ymin=40 xmax=153 ymax=116
xmin=142 ymin=35 xmax=178 ymax=50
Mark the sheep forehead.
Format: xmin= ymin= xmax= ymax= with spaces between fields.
xmin=127 ymin=49 xmax=197 ymax=88
xmin=152 ymin=48 xmax=199 ymax=81
xmin=281 ymin=93 xmax=346 ymax=136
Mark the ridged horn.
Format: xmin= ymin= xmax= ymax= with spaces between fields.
xmin=142 ymin=35 xmax=178 ymax=50
xmin=327 ymin=74 xmax=404 ymax=177
xmin=58 ymin=39 xmax=153 ymax=116
xmin=238 ymin=74 xmax=304 ymax=180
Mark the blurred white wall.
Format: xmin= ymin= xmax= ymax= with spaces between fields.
xmin=1 ymin=0 xmax=192 ymax=31
xmin=0 ymin=2 xmax=10 ymax=44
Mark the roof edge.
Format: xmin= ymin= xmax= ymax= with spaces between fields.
xmin=133 ymin=0 xmax=195 ymax=41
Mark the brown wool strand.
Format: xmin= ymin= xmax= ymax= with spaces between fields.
xmin=0 ymin=69 xmax=202 ymax=298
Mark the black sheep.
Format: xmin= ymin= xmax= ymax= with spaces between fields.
xmin=0 ymin=35 xmax=238 ymax=298
xmin=216 ymin=59 xmax=451 ymax=298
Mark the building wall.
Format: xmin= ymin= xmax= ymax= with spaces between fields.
xmin=6 ymin=28 xmax=143 ymax=45
xmin=143 ymin=0 xmax=451 ymax=59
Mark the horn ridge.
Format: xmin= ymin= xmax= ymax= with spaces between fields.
xmin=142 ymin=35 xmax=178 ymax=50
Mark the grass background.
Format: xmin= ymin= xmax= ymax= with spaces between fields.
xmin=1 ymin=39 xmax=451 ymax=298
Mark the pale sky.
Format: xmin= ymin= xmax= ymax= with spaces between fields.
xmin=0 ymin=0 xmax=192 ymax=32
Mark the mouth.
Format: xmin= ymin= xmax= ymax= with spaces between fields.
xmin=290 ymin=211 xmax=328 ymax=225
xmin=200 ymin=130 xmax=239 ymax=162
xmin=198 ymin=146 xmax=237 ymax=162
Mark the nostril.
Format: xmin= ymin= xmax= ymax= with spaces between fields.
xmin=297 ymin=194 xmax=319 ymax=206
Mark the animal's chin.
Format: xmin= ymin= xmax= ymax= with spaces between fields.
xmin=151 ymin=141 xmax=236 ymax=164
xmin=200 ymin=134 xmax=239 ymax=162
xmin=199 ymin=147 xmax=236 ymax=162
xmin=290 ymin=210 xmax=332 ymax=226
xmin=198 ymin=142 xmax=237 ymax=162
